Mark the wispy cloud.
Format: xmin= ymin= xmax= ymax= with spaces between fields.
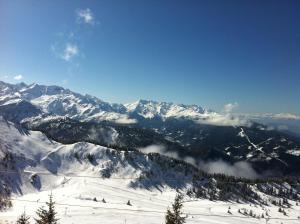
xmin=61 ymin=43 xmax=79 ymax=62
xmin=138 ymin=145 xmax=258 ymax=178
xmin=223 ymin=102 xmax=239 ymax=113
xmin=271 ymin=113 xmax=300 ymax=120
xmin=13 ymin=75 xmax=23 ymax=80
xmin=76 ymin=8 xmax=95 ymax=25
xmin=188 ymin=102 xmax=251 ymax=127
xmin=51 ymin=8 xmax=96 ymax=66
xmin=244 ymin=113 xmax=300 ymax=121
xmin=196 ymin=113 xmax=251 ymax=127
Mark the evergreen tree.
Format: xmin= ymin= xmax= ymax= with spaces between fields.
xmin=249 ymin=210 xmax=253 ymax=217
xmin=165 ymin=194 xmax=186 ymax=224
xmin=283 ymin=209 xmax=287 ymax=216
xmin=0 ymin=186 xmax=12 ymax=211
xmin=35 ymin=193 xmax=58 ymax=224
xmin=16 ymin=212 xmax=30 ymax=224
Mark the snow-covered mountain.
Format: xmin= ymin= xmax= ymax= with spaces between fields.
xmin=0 ymin=81 xmax=218 ymax=125
xmin=0 ymin=117 xmax=196 ymax=192
xmin=1 ymin=81 xmax=300 ymax=223
xmin=0 ymin=82 xmax=300 ymax=177
xmin=3 ymin=81 xmax=297 ymax=129
xmin=125 ymin=99 xmax=208 ymax=120
xmin=1 ymin=117 xmax=300 ymax=224
xmin=1 ymin=80 xmax=300 ymax=178
xmin=5 ymin=81 xmax=299 ymax=131
xmin=0 ymin=81 xmax=134 ymax=124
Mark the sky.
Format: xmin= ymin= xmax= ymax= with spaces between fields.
xmin=0 ymin=0 xmax=299 ymax=114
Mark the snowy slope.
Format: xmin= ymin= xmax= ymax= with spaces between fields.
xmin=0 ymin=117 xmax=195 ymax=193
xmin=2 ymin=180 xmax=300 ymax=224
xmin=1 ymin=117 xmax=300 ymax=223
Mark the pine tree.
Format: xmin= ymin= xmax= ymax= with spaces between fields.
xmin=35 ymin=193 xmax=59 ymax=224
xmin=249 ymin=209 xmax=253 ymax=217
xmin=0 ymin=186 xmax=12 ymax=211
xmin=283 ymin=209 xmax=287 ymax=216
xmin=16 ymin=212 xmax=30 ymax=224
xmin=165 ymin=194 xmax=186 ymax=224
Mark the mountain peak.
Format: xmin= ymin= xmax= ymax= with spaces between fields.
xmin=125 ymin=99 xmax=205 ymax=119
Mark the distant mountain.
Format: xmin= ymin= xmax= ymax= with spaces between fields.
xmin=125 ymin=99 xmax=207 ymax=119
xmin=0 ymin=81 xmax=132 ymax=123
xmin=0 ymin=81 xmax=276 ymax=127
xmin=1 ymin=80 xmax=300 ymax=177
xmin=0 ymin=81 xmax=214 ymax=124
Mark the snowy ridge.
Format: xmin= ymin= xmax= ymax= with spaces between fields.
xmin=0 ymin=117 xmax=194 ymax=192
xmin=125 ymin=99 xmax=207 ymax=120
xmin=0 ymin=81 xmax=133 ymax=124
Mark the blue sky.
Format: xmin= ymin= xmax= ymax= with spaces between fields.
xmin=0 ymin=0 xmax=299 ymax=114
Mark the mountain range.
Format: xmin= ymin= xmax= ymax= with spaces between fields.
xmin=1 ymin=80 xmax=300 ymax=223
xmin=0 ymin=80 xmax=300 ymax=177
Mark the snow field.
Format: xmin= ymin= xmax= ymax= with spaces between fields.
xmin=1 ymin=176 xmax=300 ymax=224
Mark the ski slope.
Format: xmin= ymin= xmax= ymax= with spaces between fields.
xmin=1 ymin=176 xmax=300 ymax=224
